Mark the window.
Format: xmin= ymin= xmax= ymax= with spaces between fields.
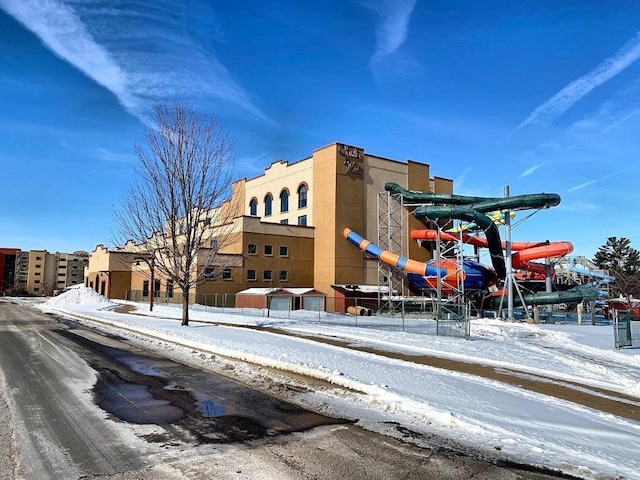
xmin=279 ymin=270 xmax=288 ymax=282
xmin=298 ymin=215 xmax=307 ymax=226
xmin=35 ymin=272 xmax=41 ymax=276
xmin=247 ymin=244 xmax=257 ymax=255
xmin=34 ymin=280 xmax=40 ymax=284
xmin=143 ymin=280 xmax=149 ymax=297
xmin=36 ymin=256 xmax=42 ymax=260
xmin=154 ymin=280 xmax=161 ymax=298
xmin=210 ymin=239 xmax=218 ymax=249
xmin=264 ymin=194 xmax=273 ymax=216
xmin=204 ymin=267 xmax=215 ymax=279
xmin=58 ymin=273 xmax=65 ymax=277
xmin=264 ymin=245 xmax=273 ymax=256
xmin=297 ymin=183 xmax=308 ymax=208
xmin=166 ymin=280 xmax=174 ymax=298
xmin=280 ymin=219 xmax=288 ymax=224
xmin=249 ymin=198 xmax=258 ymax=216
xmin=35 ymin=264 xmax=41 ymax=268
xmin=279 ymin=246 xmax=288 ymax=257
xmin=280 ymin=189 xmax=289 ymax=213
xmin=263 ymin=270 xmax=272 ymax=281
xmin=222 ymin=268 xmax=232 ymax=280
xmin=247 ymin=269 xmax=257 ymax=281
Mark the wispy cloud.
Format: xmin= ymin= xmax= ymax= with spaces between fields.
xmin=560 ymin=200 xmax=600 ymax=212
xmin=0 ymin=0 xmax=271 ymax=124
xmin=517 ymin=30 xmax=640 ymax=130
xmin=567 ymin=179 xmax=598 ymax=192
xmin=361 ymin=0 xmax=417 ymax=67
xmin=601 ymin=107 xmax=640 ymax=133
xmin=518 ymin=163 xmax=543 ymax=179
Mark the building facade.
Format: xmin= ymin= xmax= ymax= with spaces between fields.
xmin=86 ymin=142 xmax=452 ymax=305
xmin=0 ymin=248 xmax=19 ymax=295
xmin=12 ymin=249 xmax=89 ymax=296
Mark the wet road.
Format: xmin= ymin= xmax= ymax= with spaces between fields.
xmin=0 ymin=300 xmax=576 ymax=479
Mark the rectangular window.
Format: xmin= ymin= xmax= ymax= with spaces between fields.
xmin=34 ymin=280 xmax=40 ymax=284
xmin=280 ymin=219 xmax=288 ymax=224
xmin=210 ymin=239 xmax=218 ymax=249
xmin=247 ymin=243 xmax=257 ymax=255
xmin=279 ymin=246 xmax=288 ymax=257
xmin=36 ymin=256 xmax=42 ymax=260
xmin=35 ymin=264 xmax=41 ymax=268
xmin=166 ymin=280 xmax=174 ymax=298
xmin=142 ymin=280 xmax=149 ymax=297
xmin=297 ymin=215 xmax=307 ymax=226
xmin=204 ymin=267 xmax=215 ymax=279
xmin=154 ymin=280 xmax=161 ymax=298
xmin=263 ymin=270 xmax=272 ymax=281
xmin=35 ymin=272 xmax=41 ymax=276
xmin=264 ymin=245 xmax=273 ymax=256
xmin=247 ymin=269 xmax=257 ymax=281
xmin=279 ymin=270 xmax=288 ymax=282
xmin=222 ymin=268 xmax=232 ymax=280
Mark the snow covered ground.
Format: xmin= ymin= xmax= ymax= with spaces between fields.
xmin=30 ymin=287 xmax=640 ymax=480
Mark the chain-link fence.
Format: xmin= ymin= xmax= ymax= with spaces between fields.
xmin=124 ymin=290 xmax=466 ymax=335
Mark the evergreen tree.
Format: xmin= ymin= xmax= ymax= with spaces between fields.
xmin=593 ymin=237 xmax=640 ymax=300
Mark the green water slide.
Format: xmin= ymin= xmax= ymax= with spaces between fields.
xmin=491 ymin=284 xmax=601 ymax=308
xmin=385 ymin=183 xmax=561 ymax=280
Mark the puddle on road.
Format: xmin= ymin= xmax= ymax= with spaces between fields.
xmin=57 ymin=327 xmax=347 ymax=444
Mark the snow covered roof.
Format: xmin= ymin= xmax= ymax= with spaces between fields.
xmin=236 ymin=287 xmax=324 ymax=296
xmin=332 ymin=284 xmax=395 ymax=294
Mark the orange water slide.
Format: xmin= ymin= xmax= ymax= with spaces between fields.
xmin=411 ymin=230 xmax=573 ymax=274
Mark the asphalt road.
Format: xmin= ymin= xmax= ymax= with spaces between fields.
xmin=0 ymin=299 xmax=576 ymax=480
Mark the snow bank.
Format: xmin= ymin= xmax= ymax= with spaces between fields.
xmin=44 ymin=286 xmax=114 ymax=307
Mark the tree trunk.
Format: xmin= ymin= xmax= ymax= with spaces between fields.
xmin=182 ymin=287 xmax=190 ymax=326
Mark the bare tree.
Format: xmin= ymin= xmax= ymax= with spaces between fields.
xmin=114 ymin=102 xmax=238 ymax=326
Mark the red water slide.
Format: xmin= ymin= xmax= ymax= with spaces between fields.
xmin=411 ymin=230 xmax=573 ymax=275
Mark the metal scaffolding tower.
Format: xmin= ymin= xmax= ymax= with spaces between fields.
xmin=376 ymin=191 xmax=404 ymax=313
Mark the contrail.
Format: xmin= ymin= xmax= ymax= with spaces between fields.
xmin=517 ymin=30 xmax=640 ymax=130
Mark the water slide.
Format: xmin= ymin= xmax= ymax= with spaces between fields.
xmin=489 ymin=284 xmax=601 ymax=308
xmin=343 ymin=228 xmax=497 ymax=293
xmin=385 ymin=182 xmax=561 ymax=280
xmin=411 ymin=230 xmax=573 ymax=276
xmin=567 ymin=256 xmax=615 ymax=286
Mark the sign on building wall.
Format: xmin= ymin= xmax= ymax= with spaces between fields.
xmin=339 ymin=144 xmax=364 ymax=176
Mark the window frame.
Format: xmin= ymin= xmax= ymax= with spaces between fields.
xmin=279 ymin=189 xmax=289 ymax=213
xmin=297 ymin=183 xmax=308 ymax=209
xmin=264 ymin=194 xmax=273 ymax=216
xmin=249 ymin=197 xmax=258 ymax=216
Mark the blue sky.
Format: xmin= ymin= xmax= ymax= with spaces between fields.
xmin=1 ymin=1 xmax=640 ymax=259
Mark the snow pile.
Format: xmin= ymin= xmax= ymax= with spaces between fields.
xmin=44 ymin=286 xmax=114 ymax=307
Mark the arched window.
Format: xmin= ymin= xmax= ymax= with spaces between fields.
xmin=280 ymin=189 xmax=289 ymax=213
xmin=249 ymin=198 xmax=258 ymax=216
xmin=297 ymin=183 xmax=308 ymax=208
xmin=264 ymin=193 xmax=273 ymax=216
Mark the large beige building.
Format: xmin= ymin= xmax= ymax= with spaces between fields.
xmin=86 ymin=142 xmax=452 ymax=305
xmin=14 ymin=249 xmax=89 ymax=296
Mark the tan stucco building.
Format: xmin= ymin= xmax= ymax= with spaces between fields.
xmin=14 ymin=249 xmax=89 ymax=296
xmin=86 ymin=142 xmax=452 ymax=306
